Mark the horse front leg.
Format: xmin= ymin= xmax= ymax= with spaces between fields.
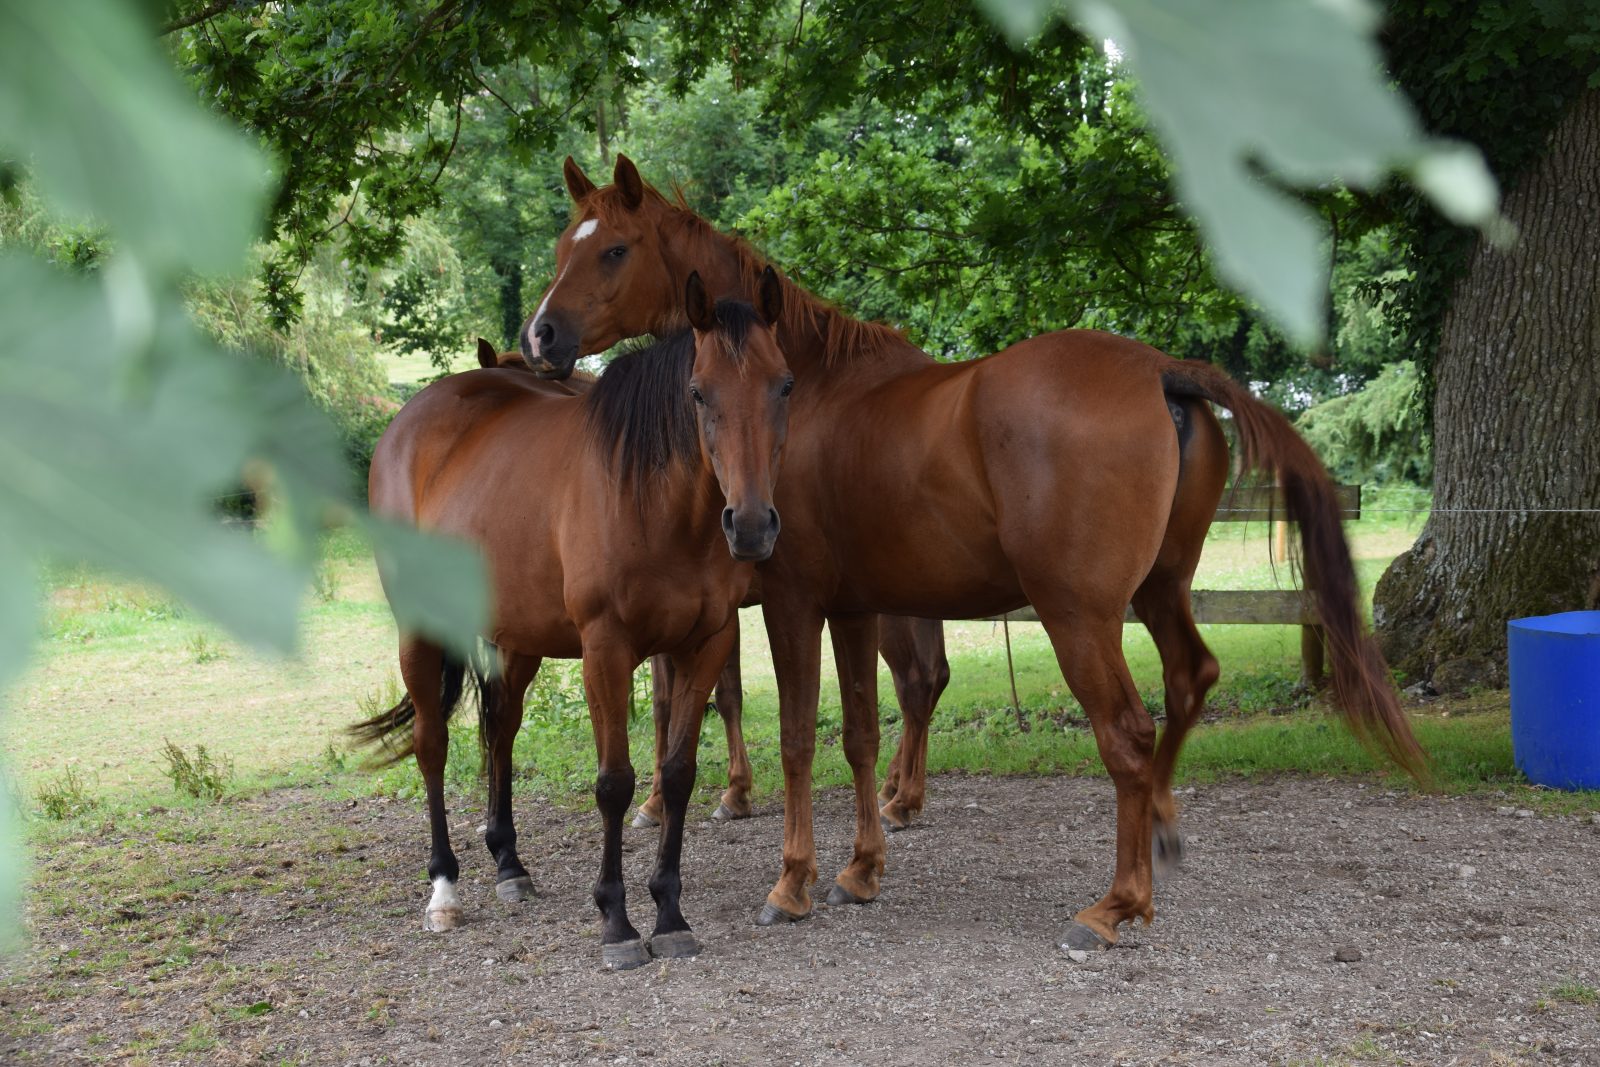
xmin=756 ymin=597 xmax=824 ymax=925
xmin=826 ymin=613 xmax=887 ymax=906
xmin=581 ymin=636 xmax=648 ymax=970
xmin=647 ymin=623 xmax=740 ymax=958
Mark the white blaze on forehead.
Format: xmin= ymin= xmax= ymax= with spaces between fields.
xmin=570 ymin=218 xmax=600 ymax=243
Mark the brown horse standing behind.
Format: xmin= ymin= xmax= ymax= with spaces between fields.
xmin=355 ymin=270 xmax=795 ymax=968
xmin=523 ymin=157 xmax=1424 ymax=954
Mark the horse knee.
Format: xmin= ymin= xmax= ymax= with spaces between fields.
xmin=779 ymin=735 xmax=815 ymax=769
xmin=594 ymin=768 xmax=636 ymax=816
xmin=1099 ymin=718 xmax=1156 ymax=782
xmin=658 ymin=752 xmax=697 ymax=809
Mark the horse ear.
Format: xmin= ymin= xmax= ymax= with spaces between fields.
xmin=476 ymin=337 xmax=498 ymax=368
xmin=685 ymin=271 xmax=716 ymax=333
xmin=614 ymin=154 xmax=645 ymax=209
xmin=757 ymin=265 xmax=783 ymax=327
xmin=563 ymin=156 xmax=595 ymax=203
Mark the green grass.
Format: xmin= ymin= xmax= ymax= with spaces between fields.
xmin=382 ymin=348 xmax=467 ymax=386
xmin=1550 ymin=980 xmax=1600 ymax=1005
xmin=5 ymin=513 xmax=1597 ymax=825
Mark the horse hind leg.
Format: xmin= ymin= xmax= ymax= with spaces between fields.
xmin=396 ymin=637 xmax=464 ymax=932
xmin=1137 ymin=393 xmax=1225 ymax=880
xmin=711 ymin=638 xmax=754 ymax=821
xmin=632 ymin=654 xmax=672 ymax=829
xmin=1034 ymin=606 xmax=1159 ymax=953
xmin=1132 ymin=577 xmax=1218 ymax=882
xmin=825 ymin=613 xmax=887 ymax=907
xmin=484 ymin=650 xmax=541 ymax=902
xmin=877 ymin=616 xmax=948 ymax=831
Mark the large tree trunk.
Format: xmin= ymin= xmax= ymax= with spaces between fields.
xmin=1373 ymin=89 xmax=1600 ymax=690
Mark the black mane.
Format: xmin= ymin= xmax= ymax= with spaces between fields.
xmin=583 ymin=298 xmax=761 ymax=487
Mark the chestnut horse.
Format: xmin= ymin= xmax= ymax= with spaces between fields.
xmin=355 ymin=270 xmax=795 ymax=968
xmin=476 ymin=335 xmax=949 ymax=830
xmin=523 ymin=156 xmax=1424 ymax=954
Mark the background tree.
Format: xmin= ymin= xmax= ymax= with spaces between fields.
xmin=1365 ymin=2 xmax=1600 ymax=685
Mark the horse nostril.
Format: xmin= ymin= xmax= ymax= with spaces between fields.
xmin=535 ymin=322 xmax=555 ymax=347
xmin=721 ymin=508 xmax=735 ymax=536
xmin=767 ymin=508 xmax=781 ymax=536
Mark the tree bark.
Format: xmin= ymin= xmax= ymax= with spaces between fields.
xmin=1373 ymin=89 xmax=1600 ymax=688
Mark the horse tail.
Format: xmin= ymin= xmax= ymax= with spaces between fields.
xmin=349 ymin=648 xmax=489 ymax=767
xmin=1160 ymin=359 xmax=1427 ymax=779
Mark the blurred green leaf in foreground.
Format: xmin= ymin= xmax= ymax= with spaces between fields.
xmin=0 ymin=0 xmax=487 ymax=944
xmin=977 ymin=0 xmax=1504 ymax=346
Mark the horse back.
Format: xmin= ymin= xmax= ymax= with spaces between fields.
xmin=369 ymin=368 xmax=585 ymax=527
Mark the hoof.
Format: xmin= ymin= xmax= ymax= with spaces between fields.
xmin=495 ymin=875 xmax=535 ymax=903
xmin=649 ymin=929 xmax=701 ymax=959
xmin=601 ymin=938 xmax=651 ymax=971
xmin=755 ymin=902 xmax=808 ymax=927
xmin=1058 ymin=922 xmax=1112 ymax=955
xmin=424 ymin=907 xmax=463 ymax=933
xmin=1152 ymin=823 xmax=1187 ymax=883
xmin=631 ymin=808 xmax=660 ymax=829
xmin=879 ymin=809 xmax=911 ymax=833
xmin=711 ymin=802 xmax=750 ymax=822
xmin=825 ymin=883 xmax=873 ymax=907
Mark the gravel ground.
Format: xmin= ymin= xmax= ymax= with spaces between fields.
xmin=6 ymin=774 xmax=1600 ymax=1065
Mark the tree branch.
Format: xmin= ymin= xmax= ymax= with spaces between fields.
xmin=161 ymin=1 xmax=245 ymax=35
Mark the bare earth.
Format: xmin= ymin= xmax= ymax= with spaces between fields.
xmin=6 ymin=774 xmax=1600 ymax=1065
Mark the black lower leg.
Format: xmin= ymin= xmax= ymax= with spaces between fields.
xmin=648 ymin=750 xmax=696 ymax=936
xmin=593 ymin=767 xmax=640 ymax=946
xmin=425 ymin=777 xmax=459 ymax=886
xmin=485 ymin=769 xmax=528 ymax=884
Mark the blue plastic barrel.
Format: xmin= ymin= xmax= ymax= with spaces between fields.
xmin=1508 ymin=611 xmax=1600 ymax=790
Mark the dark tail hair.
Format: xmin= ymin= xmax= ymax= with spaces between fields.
xmin=1161 ymin=360 xmax=1427 ymax=779
xmin=348 ymin=649 xmax=494 ymax=769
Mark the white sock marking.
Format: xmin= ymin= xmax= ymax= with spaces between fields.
xmin=428 ymin=876 xmax=460 ymax=914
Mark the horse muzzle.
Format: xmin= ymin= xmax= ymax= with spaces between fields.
xmin=523 ymin=313 xmax=579 ymax=379
xmin=723 ymin=505 xmax=780 ymax=562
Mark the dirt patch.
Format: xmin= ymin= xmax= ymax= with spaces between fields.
xmin=6 ymin=775 xmax=1600 ymax=1065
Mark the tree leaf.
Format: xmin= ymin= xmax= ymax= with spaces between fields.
xmin=976 ymin=0 xmax=1501 ymax=345
xmin=0 ymin=1 xmax=269 ymax=275
xmin=360 ymin=516 xmax=490 ymax=661
xmin=0 ymin=255 xmax=314 ymax=655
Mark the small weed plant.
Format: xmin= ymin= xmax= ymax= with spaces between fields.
xmin=312 ymin=560 xmax=341 ymax=603
xmin=160 ymin=740 xmax=233 ymax=801
xmin=186 ymin=631 xmax=224 ymax=664
xmin=35 ymin=766 xmax=99 ymax=820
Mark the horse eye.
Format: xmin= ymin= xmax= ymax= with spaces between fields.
xmin=606 ymin=245 xmax=628 ymax=259
xmin=690 ymin=386 xmax=705 ymax=405
xmin=779 ymin=378 xmax=794 ymax=398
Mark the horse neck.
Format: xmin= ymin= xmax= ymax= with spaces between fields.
xmin=664 ymin=218 xmax=932 ymax=384
xmin=631 ymin=458 xmax=725 ymax=547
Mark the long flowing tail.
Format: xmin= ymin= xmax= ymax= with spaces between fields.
xmin=348 ymin=649 xmax=492 ymax=767
xmin=1161 ymin=359 xmax=1427 ymax=778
